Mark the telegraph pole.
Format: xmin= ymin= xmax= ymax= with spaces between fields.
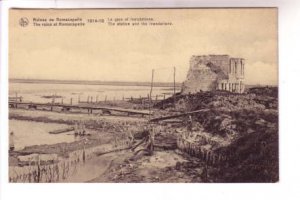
xmin=173 ymin=67 xmax=176 ymax=108
xmin=149 ymin=69 xmax=154 ymax=118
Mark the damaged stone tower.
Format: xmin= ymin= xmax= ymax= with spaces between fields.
xmin=182 ymin=55 xmax=245 ymax=94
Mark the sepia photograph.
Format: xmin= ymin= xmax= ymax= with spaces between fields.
xmin=8 ymin=8 xmax=278 ymax=183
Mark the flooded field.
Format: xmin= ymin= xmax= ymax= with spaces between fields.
xmin=10 ymin=82 xmax=179 ymax=104
xmin=9 ymin=119 xmax=76 ymax=150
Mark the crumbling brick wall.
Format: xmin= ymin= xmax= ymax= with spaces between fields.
xmin=182 ymin=55 xmax=245 ymax=94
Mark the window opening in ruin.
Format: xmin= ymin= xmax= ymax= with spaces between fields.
xmin=242 ymin=65 xmax=244 ymax=75
xmin=234 ymin=62 xmax=237 ymax=75
xmin=241 ymin=61 xmax=243 ymax=75
xmin=241 ymin=65 xmax=243 ymax=76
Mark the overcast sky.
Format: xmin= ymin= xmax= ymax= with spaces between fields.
xmin=10 ymin=8 xmax=277 ymax=85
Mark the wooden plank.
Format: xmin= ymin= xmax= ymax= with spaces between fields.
xmin=149 ymin=109 xmax=210 ymax=122
xmin=49 ymin=127 xmax=74 ymax=134
xmin=9 ymin=101 xmax=151 ymax=115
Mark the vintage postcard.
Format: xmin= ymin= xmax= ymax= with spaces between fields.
xmin=8 ymin=8 xmax=278 ymax=183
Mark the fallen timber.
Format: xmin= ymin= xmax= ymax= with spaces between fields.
xmin=9 ymin=101 xmax=151 ymax=117
xmin=49 ymin=127 xmax=75 ymax=134
xmin=149 ymin=109 xmax=210 ymax=122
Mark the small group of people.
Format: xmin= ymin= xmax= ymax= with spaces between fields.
xmin=73 ymin=121 xmax=86 ymax=136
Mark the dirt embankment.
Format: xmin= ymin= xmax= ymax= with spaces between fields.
xmin=154 ymin=87 xmax=279 ymax=182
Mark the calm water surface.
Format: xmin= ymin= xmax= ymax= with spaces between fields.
xmin=10 ymin=82 xmax=178 ymax=104
xmin=9 ymin=119 xmax=76 ymax=150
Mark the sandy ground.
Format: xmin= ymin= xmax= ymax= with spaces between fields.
xmin=88 ymin=150 xmax=207 ymax=183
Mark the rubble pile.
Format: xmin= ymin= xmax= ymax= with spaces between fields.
xmin=155 ymin=86 xmax=278 ymax=182
xmin=247 ymin=86 xmax=278 ymax=98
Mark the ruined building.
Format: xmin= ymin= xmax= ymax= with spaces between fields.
xmin=182 ymin=55 xmax=245 ymax=94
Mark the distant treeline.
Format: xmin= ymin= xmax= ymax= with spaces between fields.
xmin=10 ymin=79 xmax=182 ymax=88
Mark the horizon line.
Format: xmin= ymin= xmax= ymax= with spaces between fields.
xmin=9 ymin=78 xmax=278 ymax=87
xmin=9 ymin=78 xmax=183 ymax=87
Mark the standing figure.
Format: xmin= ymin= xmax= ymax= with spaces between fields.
xmin=9 ymin=131 xmax=15 ymax=151
xmin=81 ymin=121 xmax=86 ymax=136
xmin=74 ymin=121 xmax=79 ymax=136
xmin=146 ymin=126 xmax=155 ymax=155
xmin=186 ymin=115 xmax=193 ymax=138
xmin=78 ymin=121 xmax=83 ymax=136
